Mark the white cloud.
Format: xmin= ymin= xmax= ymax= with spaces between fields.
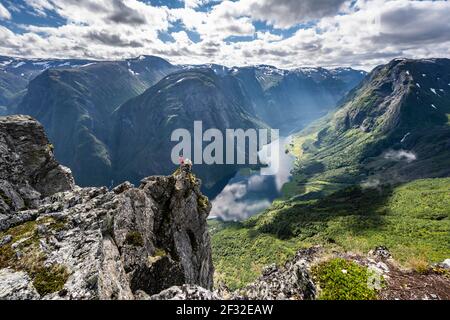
xmin=184 ymin=0 xmax=216 ymax=9
xmin=256 ymin=31 xmax=282 ymax=42
xmin=248 ymin=0 xmax=349 ymax=28
xmin=383 ymin=149 xmax=417 ymax=163
xmin=210 ymin=182 xmax=272 ymax=221
xmin=0 ymin=3 xmax=12 ymax=20
xmin=0 ymin=0 xmax=449 ymax=70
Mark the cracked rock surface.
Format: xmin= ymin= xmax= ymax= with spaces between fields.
xmin=0 ymin=115 xmax=213 ymax=300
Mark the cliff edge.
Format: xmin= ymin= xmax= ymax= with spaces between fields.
xmin=0 ymin=115 xmax=213 ymax=299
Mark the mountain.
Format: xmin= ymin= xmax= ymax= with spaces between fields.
xmin=16 ymin=57 xmax=178 ymax=187
xmin=0 ymin=56 xmax=94 ymax=80
xmin=0 ymin=55 xmax=176 ymax=116
xmin=6 ymin=54 xmax=365 ymax=191
xmin=284 ymin=58 xmax=450 ymax=198
xmin=0 ymin=56 xmax=93 ymax=115
xmin=112 ymin=69 xmax=267 ymax=194
xmin=231 ymin=65 xmax=366 ymax=133
xmin=0 ymin=72 xmax=28 ymax=115
xmin=210 ymin=58 xmax=450 ymax=292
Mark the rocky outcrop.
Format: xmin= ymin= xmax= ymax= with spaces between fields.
xmin=137 ymin=285 xmax=220 ymax=300
xmin=0 ymin=115 xmax=213 ymax=299
xmin=0 ymin=269 xmax=40 ymax=300
xmin=0 ymin=115 xmax=74 ymax=230
xmin=231 ymin=247 xmax=318 ymax=300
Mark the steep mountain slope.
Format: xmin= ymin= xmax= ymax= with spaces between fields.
xmin=113 ymin=69 xmax=267 ymax=194
xmin=232 ymin=66 xmax=366 ymax=133
xmin=0 ymin=55 xmax=176 ymax=116
xmin=0 ymin=56 xmax=94 ymax=115
xmin=0 ymin=72 xmax=28 ymax=115
xmin=17 ymin=57 xmax=177 ymax=187
xmin=285 ymin=58 xmax=450 ymax=198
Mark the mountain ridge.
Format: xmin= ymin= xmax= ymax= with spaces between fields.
xmin=4 ymin=55 xmax=365 ymax=192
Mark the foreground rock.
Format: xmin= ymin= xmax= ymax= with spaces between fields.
xmin=229 ymin=247 xmax=318 ymax=300
xmin=0 ymin=115 xmax=213 ymax=299
xmin=136 ymin=285 xmax=220 ymax=300
xmin=0 ymin=115 xmax=74 ymax=230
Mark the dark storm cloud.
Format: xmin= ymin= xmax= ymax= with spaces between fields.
xmin=249 ymin=0 xmax=348 ymax=27
xmin=86 ymin=30 xmax=144 ymax=47
xmin=108 ymin=0 xmax=147 ymax=25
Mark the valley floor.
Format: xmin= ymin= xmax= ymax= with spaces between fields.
xmin=210 ymin=177 xmax=450 ymax=296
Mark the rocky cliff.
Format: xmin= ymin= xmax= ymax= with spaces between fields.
xmin=0 ymin=115 xmax=74 ymax=230
xmin=0 ymin=115 xmax=213 ymax=299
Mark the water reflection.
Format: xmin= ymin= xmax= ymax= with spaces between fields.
xmin=210 ymin=136 xmax=295 ymax=221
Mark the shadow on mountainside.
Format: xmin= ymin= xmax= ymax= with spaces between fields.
xmin=243 ymin=184 xmax=395 ymax=241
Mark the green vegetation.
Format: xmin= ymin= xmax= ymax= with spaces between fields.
xmin=33 ymin=265 xmax=69 ymax=296
xmin=211 ymin=178 xmax=450 ymax=289
xmin=211 ymin=220 xmax=304 ymax=290
xmin=46 ymin=143 xmax=54 ymax=153
xmin=154 ymin=248 xmax=167 ymax=257
xmin=148 ymin=247 xmax=167 ymax=264
xmin=312 ymin=258 xmax=380 ymax=300
xmin=198 ymin=195 xmax=210 ymax=211
xmin=125 ymin=231 xmax=144 ymax=247
xmin=0 ymin=218 xmax=70 ymax=296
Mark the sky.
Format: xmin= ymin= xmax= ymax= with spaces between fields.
xmin=0 ymin=0 xmax=449 ymax=70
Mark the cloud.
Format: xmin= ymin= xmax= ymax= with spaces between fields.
xmin=256 ymin=31 xmax=283 ymax=42
xmin=210 ymin=182 xmax=272 ymax=221
xmin=361 ymin=178 xmax=381 ymax=189
xmin=0 ymin=3 xmax=12 ymax=20
xmin=108 ymin=0 xmax=147 ymax=25
xmin=383 ymin=149 xmax=417 ymax=163
xmin=86 ymin=30 xmax=145 ymax=47
xmin=0 ymin=0 xmax=450 ymax=70
xmin=249 ymin=0 xmax=348 ymax=28
xmin=372 ymin=0 xmax=450 ymax=45
xmin=184 ymin=0 xmax=215 ymax=9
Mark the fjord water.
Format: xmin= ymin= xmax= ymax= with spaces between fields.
xmin=210 ymin=136 xmax=295 ymax=221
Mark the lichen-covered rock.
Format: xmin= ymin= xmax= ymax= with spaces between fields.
xmin=232 ymin=247 xmax=319 ymax=300
xmin=147 ymin=284 xmax=220 ymax=300
xmin=0 ymin=269 xmax=39 ymax=300
xmin=0 ymin=116 xmax=214 ymax=300
xmin=368 ymin=246 xmax=392 ymax=260
xmin=0 ymin=168 xmax=213 ymax=300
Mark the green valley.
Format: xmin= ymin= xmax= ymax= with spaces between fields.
xmin=212 ymin=177 xmax=450 ymax=290
xmin=211 ymin=58 xmax=450 ymax=290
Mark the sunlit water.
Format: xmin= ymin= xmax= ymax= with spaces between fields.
xmin=210 ymin=136 xmax=295 ymax=221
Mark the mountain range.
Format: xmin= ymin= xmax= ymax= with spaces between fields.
xmin=1 ymin=55 xmax=365 ymax=194
xmin=1 ymin=56 xmax=449 ymax=300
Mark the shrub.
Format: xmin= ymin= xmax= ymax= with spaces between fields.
xmin=312 ymin=258 xmax=381 ymax=300
xmin=125 ymin=231 xmax=144 ymax=247
xmin=33 ymin=265 xmax=69 ymax=296
xmin=197 ymin=195 xmax=209 ymax=211
xmin=408 ymin=257 xmax=430 ymax=274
